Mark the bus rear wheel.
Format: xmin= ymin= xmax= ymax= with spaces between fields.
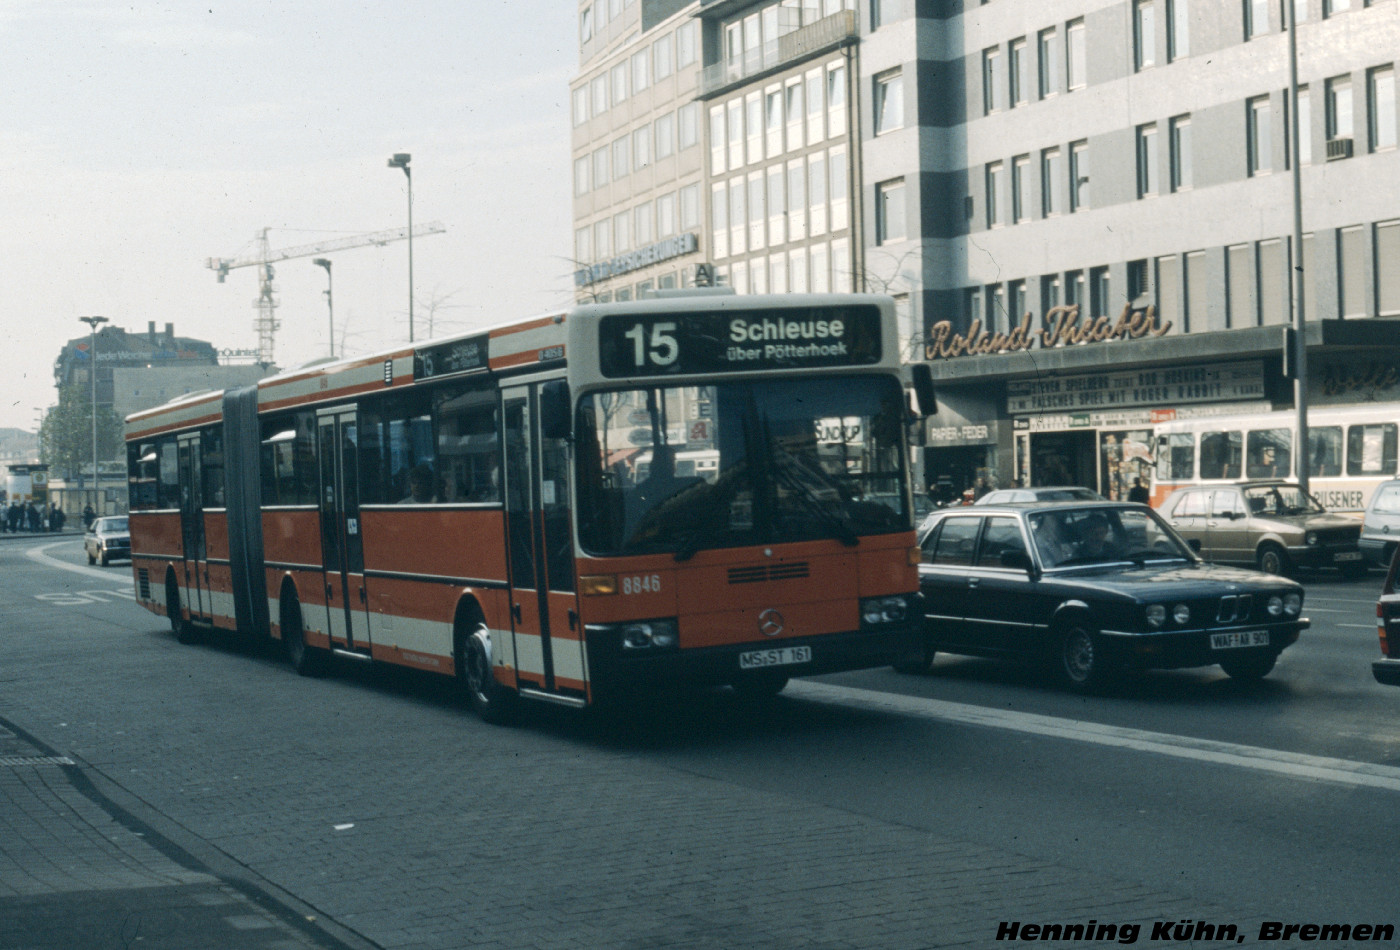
xmin=458 ymin=620 xmax=515 ymax=724
xmin=282 ymin=590 xmax=327 ymax=677
xmin=167 ymin=575 xmax=197 ymax=645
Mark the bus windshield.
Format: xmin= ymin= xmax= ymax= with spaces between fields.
xmin=576 ymin=375 xmax=909 ymax=557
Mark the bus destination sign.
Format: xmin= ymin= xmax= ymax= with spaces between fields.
xmin=598 ymin=306 xmax=882 ymax=378
xmin=414 ymin=333 xmax=490 ymax=381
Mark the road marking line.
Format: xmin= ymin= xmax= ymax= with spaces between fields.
xmin=26 ymin=542 xmax=131 ymax=583
xmin=791 ymin=680 xmax=1400 ymax=793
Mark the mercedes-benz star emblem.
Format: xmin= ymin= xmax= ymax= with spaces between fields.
xmin=759 ymin=608 xmax=784 ymax=637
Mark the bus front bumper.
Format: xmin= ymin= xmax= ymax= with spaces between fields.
xmin=586 ymin=615 xmax=922 ymax=692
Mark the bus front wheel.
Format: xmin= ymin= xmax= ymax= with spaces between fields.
xmin=458 ymin=621 xmax=515 ymax=724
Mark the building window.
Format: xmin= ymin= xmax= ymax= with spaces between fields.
xmin=1294 ymin=85 xmax=1312 ymax=164
xmin=1370 ymin=66 xmax=1396 ymax=151
xmin=657 ymin=192 xmax=677 ymax=237
xmin=746 ymin=93 xmax=763 ymax=165
xmin=1042 ymin=273 xmax=1063 ymax=312
xmin=653 ymin=34 xmax=673 ymax=80
xmin=788 ymin=160 xmax=807 ymax=241
xmin=679 ymin=102 xmax=700 ymax=150
xmin=1156 ymin=255 xmax=1179 ymax=323
xmin=1070 ymin=140 xmax=1089 ymax=211
xmin=1324 ymin=0 xmax=1350 ymax=16
xmin=677 ymin=21 xmax=698 ymax=67
xmin=1137 ymin=123 xmax=1159 ymax=197
xmin=805 ymin=67 xmax=824 ymax=145
xmin=1009 ymin=38 xmax=1029 ymax=107
xmin=575 ymin=226 xmax=591 ymax=264
xmin=1327 ymin=74 xmax=1354 ymax=140
xmin=767 ymin=167 xmax=786 ymax=245
xmin=680 ymin=183 xmax=700 ymax=230
xmin=827 ymin=62 xmax=847 ymax=135
xmin=572 ymin=87 xmax=589 ymax=127
xmin=1009 ymin=279 xmax=1028 ymax=325
xmin=1170 ymin=114 xmax=1192 ymax=190
xmin=1291 ymin=0 xmax=1307 ymax=24
xmin=727 ymin=99 xmax=744 ymax=169
xmin=581 ymin=5 xmax=594 ymax=42
xmin=729 ymin=176 xmax=747 ymax=256
xmin=594 ymin=220 xmax=611 ymax=259
xmin=1091 ymin=266 xmax=1111 ymax=318
xmin=829 ymin=143 xmax=848 ymax=231
xmin=749 ymin=172 xmax=767 ymax=248
xmin=612 ymin=137 xmax=629 ymax=179
xmin=573 ymin=156 xmax=589 ymax=197
xmin=1128 ymin=259 xmax=1149 ymax=300
xmin=1259 ymin=239 xmax=1287 ymax=325
xmin=1377 ymin=220 xmax=1400 ymax=316
xmin=1246 ymin=0 xmax=1270 ymax=38
xmin=1340 ymin=224 xmax=1365 ymax=316
xmin=1011 ymin=155 xmax=1030 ymax=223
xmin=592 ymin=146 xmax=609 ymax=188
xmin=1168 ymin=0 xmax=1189 ymax=59
xmin=711 ymin=183 xmax=728 ymax=259
xmin=590 ymin=75 xmax=608 ymax=116
xmin=631 ymin=50 xmax=649 ymax=93
xmin=808 ymin=152 xmax=827 ymax=235
xmin=875 ymin=69 xmax=904 ymax=134
xmin=655 ymin=113 xmax=675 ymax=160
xmin=634 ymin=201 xmax=654 ymax=246
xmin=611 ymin=63 xmax=628 ymax=104
xmin=614 ymin=210 xmax=631 ymax=253
xmin=1038 ymin=27 xmax=1059 ymax=98
xmin=1227 ymin=243 xmax=1254 ymax=327
xmin=1041 ymin=147 xmax=1062 ymax=215
xmin=1134 ymin=0 xmax=1156 ymax=71
xmin=633 ymin=126 xmax=652 ymax=170
xmin=986 ymin=161 xmax=1003 ymax=227
xmin=786 ymin=79 xmax=805 ymax=152
xmin=1248 ymin=96 xmax=1272 ymax=175
xmin=982 ymin=47 xmax=1002 ymax=114
xmin=1066 ymin=19 xmax=1086 ymax=91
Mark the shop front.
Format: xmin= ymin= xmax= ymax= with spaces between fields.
xmin=919 ymin=313 xmax=1400 ymax=504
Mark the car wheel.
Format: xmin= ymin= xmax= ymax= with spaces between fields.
xmin=458 ymin=619 xmax=515 ymax=723
xmin=1219 ymin=651 xmax=1277 ymax=680
xmin=282 ymin=589 xmax=327 ymax=677
xmin=1054 ymin=622 xmax=1113 ymax=693
xmin=892 ymin=643 xmax=937 ymax=675
xmin=1256 ymin=543 xmax=1288 ymax=576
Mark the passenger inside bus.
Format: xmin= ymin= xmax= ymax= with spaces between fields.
xmin=399 ymin=465 xmax=439 ymax=504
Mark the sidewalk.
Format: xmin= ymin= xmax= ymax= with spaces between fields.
xmin=0 ymin=718 xmax=377 ymax=950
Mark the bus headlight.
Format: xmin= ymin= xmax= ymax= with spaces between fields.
xmin=1284 ymin=593 xmax=1302 ymax=616
xmin=861 ymin=596 xmax=909 ymax=625
xmin=618 ymin=619 xmax=679 ymax=651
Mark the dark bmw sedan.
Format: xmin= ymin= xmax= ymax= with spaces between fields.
xmin=898 ymin=502 xmax=1309 ymax=691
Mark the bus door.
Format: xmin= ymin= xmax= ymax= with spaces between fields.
xmin=176 ymin=435 xmax=209 ymax=620
xmin=502 ymin=385 xmax=583 ymax=699
xmin=316 ymin=408 xmax=372 ymax=655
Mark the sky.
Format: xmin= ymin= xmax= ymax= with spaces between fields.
xmin=0 ymin=0 xmax=577 ymax=433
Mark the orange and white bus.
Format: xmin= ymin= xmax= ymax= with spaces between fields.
xmin=1151 ymin=404 xmax=1399 ymax=513
xmin=125 ymin=292 xmax=930 ymax=720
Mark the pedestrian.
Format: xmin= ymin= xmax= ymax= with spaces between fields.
xmin=49 ymin=504 xmax=65 ymax=532
xmin=26 ymin=501 xmax=41 ymax=532
xmin=82 ymin=503 xmax=96 ymax=530
xmin=1127 ymin=477 xmax=1150 ymax=505
xmin=5 ymin=502 xmax=18 ymax=533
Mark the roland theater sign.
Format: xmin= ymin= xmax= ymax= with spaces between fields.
xmin=923 ymin=304 xmax=1171 ymax=360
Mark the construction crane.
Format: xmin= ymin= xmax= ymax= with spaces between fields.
xmin=207 ymin=222 xmax=447 ymax=365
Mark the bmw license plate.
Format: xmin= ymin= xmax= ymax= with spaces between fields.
xmin=739 ymin=645 xmax=812 ymax=669
xmin=1210 ymin=630 xmax=1270 ymax=650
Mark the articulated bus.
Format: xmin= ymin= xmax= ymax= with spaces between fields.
xmin=125 ymin=293 xmax=930 ymax=720
xmin=1152 ymin=405 xmax=1399 ymax=513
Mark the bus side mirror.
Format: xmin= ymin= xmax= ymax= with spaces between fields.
xmin=540 ymin=381 xmax=572 ymax=440
xmin=910 ymin=364 xmax=936 ymax=417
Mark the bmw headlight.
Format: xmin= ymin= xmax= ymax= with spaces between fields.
xmin=1172 ymin=604 xmax=1191 ymax=625
xmin=861 ymin=595 xmax=909 ymax=625
xmin=1284 ymin=593 xmax=1302 ymax=616
xmin=1267 ymin=595 xmax=1283 ymax=616
xmin=1306 ymin=531 xmax=1319 ymax=546
xmin=1146 ymin=604 xmax=1167 ymax=628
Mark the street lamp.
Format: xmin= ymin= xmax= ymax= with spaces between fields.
xmin=78 ymin=315 xmax=108 ymax=507
xmin=1286 ymin=0 xmax=1310 ymax=496
xmin=387 ymin=152 xmax=414 ymax=342
xmin=313 ymin=258 xmax=334 ymax=359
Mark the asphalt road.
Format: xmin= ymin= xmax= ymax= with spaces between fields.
xmin=2 ymin=535 xmax=1397 ymax=949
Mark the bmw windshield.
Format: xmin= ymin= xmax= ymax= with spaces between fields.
xmin=575 ymin=375 xmax=910 ymax=558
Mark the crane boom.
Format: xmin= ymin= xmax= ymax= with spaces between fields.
xmin=206 ymin=223 xmax=446 ymax=365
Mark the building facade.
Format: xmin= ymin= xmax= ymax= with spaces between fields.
xmin=572 ymin=0 xmax=1400 ymax=499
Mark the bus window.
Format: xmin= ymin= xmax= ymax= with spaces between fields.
xmin=434 ymin=385 xmax=499 ymax=503
xmin=158 ymin=440 xmax=181 ymax=509
xmin=260 ymin=413 xmax=316 ymax=505
xmin=360 ymin=394 xmax=435 ymax=504
xmin=201 ymin=427 xmax=226 ymax=508
xmin=1156 ymin=433 xmax=1195 ymax=480
xmin=1348 ymin=423 xmax=1399 ymax=476
xmin=1246 ymin=428 xmax=1291 ymax=479
xmin=128 ymin=440 xmax=161 ymax=511
xmin=1308 ymin=426 xmax=1343 ymax=478
xmin=1200 ymin=430 xmax=1242 ymax=479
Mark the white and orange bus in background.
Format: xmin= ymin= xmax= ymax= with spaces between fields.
xmin=125 ymin=292 xmax=931 ymax=720
xmin=1151 ymin=405 xmax=1399 ymax=513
